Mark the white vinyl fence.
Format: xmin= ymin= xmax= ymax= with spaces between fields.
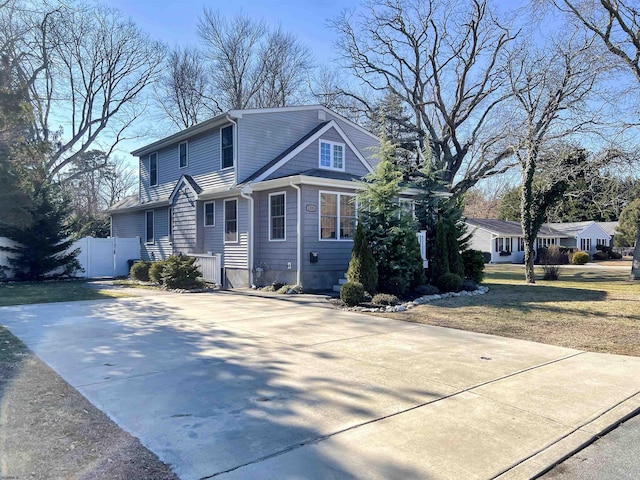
xmin=0 ymin=236 xmax=140 ymax=279
xmin=189 ymin=253 xmax=222 ymax=285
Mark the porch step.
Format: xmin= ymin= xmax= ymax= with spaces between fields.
xmin=332 ymin=273 xmax=348 ymax=293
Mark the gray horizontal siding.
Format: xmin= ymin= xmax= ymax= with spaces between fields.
xmin=326 ymin=112 xmax=380 ymax=168
xmin=266 ymin=127 xmax=370 ymax=180
xmin=254 ymin=188 xmax=298 ymax=272
xmin=172 ymin=190 xmax=198 ymax=254
xmin=202 ymin=199 xmax=224 ymax=256
xmin=111 ymin=211 xmax=142 ymax=239
xmin=142 ymin=207 xmax=172 ymax=261
xmin=222 ymin=196 xmax=248 ymax=269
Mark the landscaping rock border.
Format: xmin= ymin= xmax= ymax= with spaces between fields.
xmin=340 ymin=286 xmax=489 ymax=313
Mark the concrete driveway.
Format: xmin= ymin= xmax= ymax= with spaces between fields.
xmin=1 ymin=289 xmax=640 ymax=480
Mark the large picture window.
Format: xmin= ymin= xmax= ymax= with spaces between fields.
xmin=269 ymin=192 xmax=286 ymax=241
xmin=320 ymin=192 xmax=356 ymax=240
xmin=221 ymin=125 xmax=234 ymax=169
xmin=318 ymin=140 xmax=344 ymax=171
xmin=149 ymin=152 xmax=158 ymax=187
xmin=224 ymin=199 xmax=238 ymax=243
xmin=145 ymin=210 xmax=154 ymax=244
xmin=179 ymin=142 xmax=188 ymax=168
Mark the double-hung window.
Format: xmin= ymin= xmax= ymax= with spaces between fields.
xmin=221 ymin=125 xmax=233 ymax=169
xmin=204 ymin=202 xmax=215 ymax=227
xmin=179 ymin=142 xmax=188 ymax=168
xmin=224 ymin=199 xmax=238 ymax=243
xmin=581 ymin=238 xmax=592 ymax=251
xmin=319 ymin=140 xmax=345 ymax=171
xmin=517 ymin=237 xmax=525 ymax=252
xmin=320 ymin=192 xmax=356 ymax=240
xmin=496 ymin=237 xmax=511 ymax=253
xmin=145 ymin=210 xmax=154 ymax=244
xmin=269 ymin=192 xmax=286 ymax=241
xmin=149 ymin=153 xmax=158 ymax=187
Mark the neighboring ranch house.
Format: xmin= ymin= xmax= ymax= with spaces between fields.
xmin=108 ymin=105 xmax=420 ymax=290
xmin=466 ymin=219 xmax=616 ymax=263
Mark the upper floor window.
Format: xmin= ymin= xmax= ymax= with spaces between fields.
xmin=319 ymin=140 xmax=344 ymax=171
xmin=221 ymin=125 xmax=234 ymax=169
xmin=179 ymin=142 xmax=188 ymax=168
xmin=204 ymin=201 xmax=215 ymax=227
xmin=224 ymin=199 xmax=238 ymax=243
xmin=320 ymin=192 xmax=356 ymax=240
xmin=269 ymin=192 xmax=286 ymax=241
xmin=149 ymin=153 xmax=158 ymax=187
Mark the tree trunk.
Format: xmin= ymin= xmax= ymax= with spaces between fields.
xmin=631 ymin=220 xmax=640 ymax=281
xmin=520 ymin=152 xmax=537 ymax=284
xmin=524 ymin=241 xmax=536 ymax=284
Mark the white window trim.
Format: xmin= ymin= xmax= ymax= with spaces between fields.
xmin=220 ymin=125 xmax=234 ymax=170
xmin=149 ymin=152 xmax=158 ymax=187
xmin=224 ymin=198 xmax=238 ymax=244
xmin=268 ymin=191 xmax=287 ymax=242
xmin=145 ymin=210 xmax=154 ymax=244
xmin=179 ymin=141 xmax=188 ymax=169
xmin=204 ymin=201 xmax=215 ymax=227
xmin=318 ymin=139 xmax=346 ymax=172
xmin=318 ymin=190 xmax=357 ymax=241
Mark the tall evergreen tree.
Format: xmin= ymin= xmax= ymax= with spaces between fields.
xmin=347 ymin=221 xmax=378 ymax=294
xmin=1 ymin=183 xmax=81 ymax=280
xmin=430 ymin=219 xmax=449 ymax=282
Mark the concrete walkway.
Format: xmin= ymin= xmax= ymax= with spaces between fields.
xmin=1 ymin=290 xmax=639 ymax=480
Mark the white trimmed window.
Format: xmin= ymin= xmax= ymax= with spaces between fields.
xmin=204 ymin=201 xmax=215 ymax=227
xmin=495 ymin=237 xmax=512 ymax=253
xmin=517 ymin=237 xmax=525 ymax=252
xmin=269 ymin=192 xmax=286 ymax=241
xmin=580 ymin=238 xmax=592 ymax=251
xmin=221 ymin=125 xmax=234 ymax=169
xmin=149 ymin=152 xmax=158 ymax=187
xmin=224 ymin=199 xmax=238 ymax=243
xmin=179 ymin=141 xmax=188 ymax=168
xmin=319 ymin=140 xmax=345 ymax=171
xmin=145 ymin=210 xmax=154 ymax=244
xmin=537 ymin=237 xmax=557 ymax=249
xmin=319 ymin=192 xmax=356 ymax=240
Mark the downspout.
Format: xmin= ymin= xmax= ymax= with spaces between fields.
xmin=240 ymin=185 xmax=255 ymax=288
xmin=290 ymin=181 xmax=302 ymax=287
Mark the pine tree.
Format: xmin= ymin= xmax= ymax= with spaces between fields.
xmin=1 ymin=183 xmax=82 ymax=280
xmin=430 ymin=219 xmax=449 ymax=282
xmin=347 ymin=221 xmax=379 ymax=294
xmin=445 ymin=216 xmax=464 ymax=278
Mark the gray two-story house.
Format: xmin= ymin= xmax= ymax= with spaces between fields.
xmin=108 ymin=105 xmax=385 ymax=290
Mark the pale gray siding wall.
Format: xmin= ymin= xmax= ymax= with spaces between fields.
xmin=142 ymin=207 xmax=172 ymax=261
xmin=253 ymin=187 xmax=298 ymax=286
xmin=111 ymin=211 xmax=142 ymax=239
xmin=265 ymin=128 xmax=370 ymax=180
xmin=236 ymin=110 xmax=325 ymax=182
xmin=172 ymin=189 xmax=198 ymax=254
xmin=222 ymin=196 xmax=249 ymax=269
xmin=468 ymin=227 xmax=494 ymax=254
xmin=327 ymin=112 xmax=380 ymax=167
xmin=300 ymin=185 xmax=356 ymax=290
xmin=202 ymin=199 xmax=224 ymax=255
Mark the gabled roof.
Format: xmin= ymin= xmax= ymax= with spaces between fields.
xmin=242 ymin=120 xmax=374 ymax=184
xmin=105 ymin=195 xmax=169 ymax=214
xmin=597 ymin=221 xmax=619 ymax=237
xmin=545 ymin=221 xmax=610 ymax=238
xmin=168 ymin=175 xmax=202 ymax=203
xmin=466 ymin=219 xmax=563 ymax=237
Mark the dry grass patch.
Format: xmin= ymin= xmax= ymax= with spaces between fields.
xmin=381 ymin=265 xmax=640 ymax=356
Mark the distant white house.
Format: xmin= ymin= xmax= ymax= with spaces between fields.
xmin=465 ymin=219 xmax=617 ymax=263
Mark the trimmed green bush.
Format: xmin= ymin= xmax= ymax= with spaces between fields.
xmin=372 ymin=293 xmax=399 ymax=306
xmin=571 ymin=251 xmax=590 ymax=265
xmin=610 ymin=251 xmax=622 ymax=259
xmin=340 ymin=281 xmax=365 ymax=306
xmin=437 ymin=272 xmax=463 ymax=292
xmin=462 ymin=249 xmax=485 ymax=283
xmin=378 ymin=275 xmax=409 ymax=297
xmin=461 ymin=279 xmax=477 ymax=291
xmin=130 ymin=261 xmax=151 ymax=282
xmin=347 ymin=222 xmax=378 ymax=294
xmin=161 ymin=254 xmax=203 ymax=289
xmin=415 ymin=284 xmax=439 ymax=296
xmin=149 ymin=261 xmax=167 ymax=284
xmin=592 ymin=251 xmax=609 ymax=261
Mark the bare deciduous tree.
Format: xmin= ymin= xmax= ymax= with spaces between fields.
xmin=154 ymin=46 xmax=218 ymax=129
xmin=507 ymin=32 xmax=601 ymax=282
xmin=197 ymin=9 xmax=314 ymax=111
xmin=551 ymin=0 xmax=640 ymax=280
xmin=331 ymin=0 xmax=518 ymax=199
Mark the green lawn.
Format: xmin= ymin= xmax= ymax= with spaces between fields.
xmin=384 ymin=264 xmax=640 ymax=356
xmin=0 ymin=280 xmax=130 ymax=306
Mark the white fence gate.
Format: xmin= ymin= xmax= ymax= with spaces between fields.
xmin=0 ymin=236 xmax=139 ymax=279
xmin=417 ymin=230 xmax=428 ymax=268
xmin=189 ymin=253 xmax=222 ymax=285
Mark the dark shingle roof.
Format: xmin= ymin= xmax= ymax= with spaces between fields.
xmin=241 ymin=122 xmax=330 ymax=183
xmin=466 ymin=218 xmax=564 ymax=237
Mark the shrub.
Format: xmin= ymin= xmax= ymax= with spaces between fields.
xmin=592 ymin=251 xmax=609 ymax=261
xmin=161 ymin=254 xmax=203 ymax=289
xmin=372 ymin=293 xmax=399 ymax=306
xmin=437 ymin=272 xmax=463 ymax=292
xmin=482 ymin=252 xmax=491 ymax=264
xmin=571 ymin=251 xmax=590 ymax=265
xmin=414 ymin=284 xmax=439 ymax=296
xmin=149 ymin=261 xmax=167 ymax=284
xmin=130 ymin=261 xmax=151 ymax=281
xmin=461 ymin=279 xmax=477 ymax=291
xmin=610 ymin=251 xmax=622 ymax=259
xmin=347 ymin=222 xmax=378 ymax=294
xmin=378 ymin=276 xmax=409 ymax=297
xmin=340 ymin=281 xmax=364 ymax=306
xmin=541 ymin=245 xmax=562 ymax=281
xmin=272 ymin=281 xmax=285 ymax=291
xmin=461 ymin=249 xmax=485 ymax=283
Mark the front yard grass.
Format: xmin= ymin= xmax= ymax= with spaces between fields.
xmin=382 ymin=265 xmax=640 ymax=356
xmin=0 ymin=280 xmax=130 ymax=306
